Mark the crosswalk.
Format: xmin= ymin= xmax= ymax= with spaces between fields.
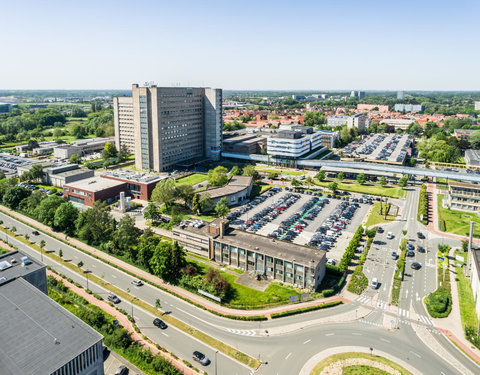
xmin=224 ymin=328 xmax=257 ymax=336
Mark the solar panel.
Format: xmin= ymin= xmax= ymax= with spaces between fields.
xmin=0 ymin=260 xmax=12 ymax=271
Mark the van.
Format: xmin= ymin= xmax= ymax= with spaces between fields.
xmin=370 ymin=277 xmax=379 ymax=289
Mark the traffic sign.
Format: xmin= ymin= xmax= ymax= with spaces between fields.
xmin=438 ymin=257 xmax=445 ymax=262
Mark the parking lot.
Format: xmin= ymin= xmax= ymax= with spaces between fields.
xmin=0 ymin=153 xmax=32 ymax=175
xmin=228 ymin=188 xmax=371 ymax=263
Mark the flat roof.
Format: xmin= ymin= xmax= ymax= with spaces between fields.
xmin=0 ymin=250 xmax=44 ymax=281
xmin=102 ymin=169 xmax=164 ymax=184
xmin=465 ymin=149 xmax=480 ymax=163
xmin=0 ymin=277 xmax=103 ymax=375
xmin=64 ymin=176 xmax=125 ymax=192
xmin=449 ymin=181 xmax=480 ymax=189
xmin=321 ymin=165 xmax=397 ymax=178
xmin=215 ymin=228 xmax=326 ymax=265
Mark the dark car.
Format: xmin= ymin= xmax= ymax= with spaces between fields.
xmin=153 ymin=318 xmax=168 ymax=329
xmin=418 ymin=246 xmax=426 ymax=253
xmin=411 ymin=262 xmax=422 ymax=270
xmin=115 ymin=366 xmax=128 ymax=375
xmin=193 ymin=351 xmax=210 ymax=366
xmin=417 ymin=232 xmax=425 ymax=239
xmin=32 ymin=230 xmax=40 ymax=235
xmin=377 ymin=227 xmax=384 ymax=233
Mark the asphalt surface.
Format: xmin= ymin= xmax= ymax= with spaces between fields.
xmin=1 ymin=189 xmax=479 ymax=375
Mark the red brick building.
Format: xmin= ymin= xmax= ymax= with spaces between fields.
xmin=101 ymin=170 xmax=164 ymax=201
xmin=63 ymin=177 xmax=127 ymax=207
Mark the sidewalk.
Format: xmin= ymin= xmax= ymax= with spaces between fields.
xmin=1 ymin=205 xmax=350 ymax=318
xmin=47 ymin=270 xmax=199 ymax=375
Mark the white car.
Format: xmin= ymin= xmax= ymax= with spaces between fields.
xmin=131 ymin=279 xmax=143 ymax=286
xmin=386 ymin=232 xmax=394 ymax=239
xmin=370 ymin=277 xmax=379 ymax=289
xmin=327 ymin=259 xmax=336 ymax=265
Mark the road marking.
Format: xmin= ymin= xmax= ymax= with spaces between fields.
xmin=92 ymin=264 xmax=96 ymax=268
xmin=409 ymin=350 xmax=421 ymax=358
xmin=285 ymin=352 xmax=292 ymax=360
xmin=352 ymin=332 xmax=362 ymax=336
xmin=303 ymin=339 xmax=311 ymax=344
xmin=162 ymin=332 xmax=169 ymax=337
xmin=380 ymin=338 xmax=390 ymax=343
xmin=111 ymin=275 xmax=117 ymax=278
xmin=325 ymin=333 xmax=334 ymax=336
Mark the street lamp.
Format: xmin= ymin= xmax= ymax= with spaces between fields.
xmin=85 ymin=270 xmax=90 ymax=291
xmin=370 ymin=347 xmax=373 ymax=356
xmin=215 ymin=350 xmax=219 ymax=375
xmin=131 ymin=297 xmax=137 ymax=321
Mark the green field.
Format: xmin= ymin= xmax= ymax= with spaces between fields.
xmin=187 ymin=258 xmax=298 ymax=308
xmin=365 ymin=202 xmax=397 ymax=228
xmin=437 ymin=194 xmax=480 ymax=236
xmin=455 ymin=251 xmax=479 ymax=332
xmin=309 ymin=352 xmax=413 ymax=375
xmin=313 ymin=180 xmax=406 ymax=199
xmin=250 ymin=182 xmax=274 ymax=198
xmin=174 ymin=173 xmax=208 ymax=186
xmin=254 ymin=166 xmax=306 ymax=176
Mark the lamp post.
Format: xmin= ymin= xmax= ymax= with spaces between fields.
xmin=85 ymin=270 xmax=90 ymax=291
xmin=215 ymin=350 xmax=219 ymax=375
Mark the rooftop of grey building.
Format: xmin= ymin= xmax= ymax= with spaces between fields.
xmin=103 ymin=169 xmax=165 ymax=184
xmin=0 ymin=250 xmax=44 ymax=282
xmin=64 ymin=176 xmax=126 ymax=192
xmin=214 ymin=228 xmax=326 ymax=266
xmin=202 ymin=175 xmax=253 ymax=199
xmin=0 ymin=277 xmax=103 ymax=375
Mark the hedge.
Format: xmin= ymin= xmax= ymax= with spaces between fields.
xmin=338 ymin=226 xmax=364 ymax=272
xmin=425 ymin=287 xmax=452 ymax=318
xmin=418 ymin=184 xmax=428 ymax=224
xmin=270 ymin=301 xmax=343 ymax=319
xmin=347 ymin=265 xmax=368 ymax=294
xmin=394 ymin=238 xmax=408 ymax=281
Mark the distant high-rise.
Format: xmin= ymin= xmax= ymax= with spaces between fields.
xmin=114 ymin=84 xmax=222 ymax=172
xmin=394 ymin=104 xmax=424 ymax=113
xmin=350 ymin=90 xmax=365 ymax=99
xmin=397 ymin=91 xmax=405 ymax=99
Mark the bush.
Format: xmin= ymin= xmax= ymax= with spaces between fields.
xmin=347 ymin=266 xmax=368 ymax=295
xmin=93 ymin=293 xmax=103 ymax=300
xmin=322 ymin=288 xmax=335 ymax=297
xmin=338 ymin=226 xmax=364 ymax=272
xmin=440 ymin=219 xmax=446 ymax=232
xmin=418 ymin=184 xmax=428 ymax=224
xmin=425 ymin=288 xmax=452 ymax=318
xmin=271 ymin=301 xmax=342 ymax=318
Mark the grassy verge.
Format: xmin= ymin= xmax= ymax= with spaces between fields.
xmin=0 ymin=225 xmax=260 ymax=368
xmin=365 ymin=202 xmax=397 ymax=228
xmin=309 ymin=352 xmax=413 ymax=375
xmin=250 ymin=182 xmax=273 ymax=198
xmin=425 ymin=247 xmax=452 ymax=318
xmin=437 ymin=194 xmax=480 ymax=236
xmin=174 ymin=173 xmax=208 ymax=186
xmin=270 ymin=301 xmax=342 ymax=319
xmin=313 ymin=180 xmax=406 ymax=199
xmin=254 ymin=166 xmax=306 ymax=176
xmin=391 ymin=279 xmax=402 ymax=306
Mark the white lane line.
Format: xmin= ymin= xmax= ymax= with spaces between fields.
xmin=285 ymin=352 xmax=292 ymax=360
xmin=325 ymin=333 xmax=334 ymax=336
xmin=352 ymin=333 xmax=362 ymax=336
xmin=303 ymin=339 xmax=311 ymax=344
xmin=380 ymin=338 xmax=390 ymax=343
xmin=162 ymin=332 xmax=169 ymax=337
xmin=92 ymin=264 xmax=96 ymax=268
xmin=410 ymin=350 xmax=421 ymax=358
xmin=111 ymin=275 xmax=117 ymax=278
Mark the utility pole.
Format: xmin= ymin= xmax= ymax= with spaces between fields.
xmin=215 ymin=350 xmax=219 ymax=375
xmin=466 ymin=221 xmax=474 ymax=277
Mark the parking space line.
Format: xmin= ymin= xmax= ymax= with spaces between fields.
xmin=303 ymin=339 xmax=311 ymax=344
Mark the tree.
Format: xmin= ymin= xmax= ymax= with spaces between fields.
xmin=52 ymin=128 xmax=63 ymax=139
xmin=191 ymin=194 xmax=200 ymax=214
xmin=3 ymin=186 xmax=31 ymax=209
xmin=337 ymin=172 xmax=345 ymax=182
xmin=75 ymin=201 xmax=114 ymax=245
xmin=40 ymin=240 xmax=46 ymax=249
xmin=28 ymin=164 xmax=45 ymax=183
xmin=69 ymin=154 xmax=81 ymax=164
xmin=398 ymin=176 xmax=408 ymax=188
xmin=0 ymin=178 xmax=18 ymax=200
xmin=305 ymin=176 xmax=314 ymax=187
xmin=208 ymin=166 xmax=228 ymax=186
xmin=379 ymin=176 xmax=387 ymax=186
xmin=268 ymin=171 xmax=278 ymax=180
xmin=215 ymin=197 xmax=229 ymax=218
xmin=77 ymin=261 xmax=84 ymax=268
xmin=151 ymin=179 xmax=176 ymax=209
xmin=59 ymin=249 xmax=63 ymax=258
xmin=118 ymin=144 xmax=130 ymax=162
xmin=149 ymin=242 xmax=186 ymax=283
xmin=242 ymin=165 xmax=260 ymax=180
xmin=328 ymin=181 xmax=338 ymax=193
xmin=316 ymin=170 xmax=326 ymax=181
xmin=356 ymin=173 xmax=367 ymax=184
xmin=230 ymin=165 xmax=240 ymax=176
xmin=53 ymin=202 xmax=79 ymax=235
xmin=19 ymin=190 xmax=47 ymax=214
xmin=462 ymin=239 xmax=469 ymax=252
xmin=112 ymin=214 xmax=138 ymax=255
xmin=198 ymin=193 xmax=213 ymax=212
xmin=102 ymin=142 xmax=117 ymax=159
xmin=291 ymin=178 xmax=302 ymax=188
xmin=144 ymin=203 xmax=161 ymax=223
xmin=175 ymin=184 xmax=195 ymax=208
xmin=71 ymin=124 xmax=87 ymax=139
xmin=34 ymin=195 xmax=64 ymax=226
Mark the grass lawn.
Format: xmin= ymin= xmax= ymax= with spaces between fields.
xmin=34 ymin=184 xmax=61 ymax=193
xmin=174 ymin=173 xmax=208 ymax=186
xmin=455 ymin=251 xmax=479 ymax=332
xmin=254 ymin=166 xmax=306 ymax=176
xmin=187 ymin=258 xmax=298 ymax=308
xmin=250 ymin=182 xmax=274 ymax=198
xmin=437 ymin=194 xmax=480 ymax=237
xmin=365 ymin=202 xmax=397 ymax=228
xmin=309 ymin=352 xmax=413 ymax=375
xmin=391 ymin=279 xmax=402 ymax=306
xmin=313 ymin=180 xmax=406 ymax=199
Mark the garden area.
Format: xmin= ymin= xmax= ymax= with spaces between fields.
xmin=313 ymin=180 xmax=406 ymax=199
xmin=309 ymin=352 xmax=413 ymax=375
xmin=365 ymin=202 xmax=397 ymax=228
xmin=437 ymin=194 xmax=480 ymax=236
xmin=425 ymin=244 xmax=452 ymax=318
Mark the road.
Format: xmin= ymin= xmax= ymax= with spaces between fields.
xmin=1 ymin=197 xmax=479 ymax=374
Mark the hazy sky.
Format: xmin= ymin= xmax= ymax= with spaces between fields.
xmin=1 ymin=0 xmax=479 ymax=90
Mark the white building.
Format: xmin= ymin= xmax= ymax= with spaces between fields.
xmin=475 ymin=101 xmax=480 ymax=111
xmin=327 ymin=115 xmax=349 ymax=128
xmin=267 ymin=126 xmax=322 ymax=159
xmin=470 ymin=249 xmax=480 ymax=323
xmin=347 ymin=113 xmax=370 ymax=133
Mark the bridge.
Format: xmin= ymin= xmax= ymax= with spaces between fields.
xmin=221 ymin=151 xmax=480 ymax=183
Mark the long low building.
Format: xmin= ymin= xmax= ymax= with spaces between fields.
xmin=53 ymin=137 xmax=115 ymax=159
xmin=173 ymin=219 xmax=326 ymax=290
xmin=101 ymin=169 xmax=165 ymax=201
xmin=267 ymin=126 xmax=322 ymax=159
xmin=447 ymin=181 xmax=480 ymax=212
xmin=63 ymin=176 xmax=127 ymax=206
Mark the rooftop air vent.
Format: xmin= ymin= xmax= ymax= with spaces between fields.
xmin=21 ymin=256 xmax=32 ymax=265
xmin=0 ymin=260 xmax=12 ymax=271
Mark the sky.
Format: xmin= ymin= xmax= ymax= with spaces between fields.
xmin=1 ymin=0 xmax=479 ymax=90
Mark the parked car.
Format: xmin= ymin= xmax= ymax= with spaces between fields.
xmin=327 ymin=259 xmax=336 ymax=265
xmin=417 ymin=246 xmax=425 ymax=253
xmin=417 ymin=232 xmax=425 ymax=239
xmin=153 ymin=318 xmax=168 ymax=329
xmin=411 ymin=262 xmax=422 ymax=270
xmin=391 ymin=251 xmax=398 ymax=260
xmin=114 ymin=366 xmax=128 ymax=375
xmin=193 ymin=351 xmax=210 ymax=366
xmin=386 ymin=232 xmax=394 ymax=239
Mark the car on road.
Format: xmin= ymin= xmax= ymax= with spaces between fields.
xmin=377 ymin=227 xmax=384 ymax=233
xmin=370 ymin=277 xmax=379 ymax=289
xmin=407 ymin=250 xmax=414 ymax=257
xmin=391 ymin=251 xmax=398 ymax=260
xmin=131 ymin=279 xmax=143 ymax=286
xmin=411 ymin=262 xmax=422 ymax=270
xmin=327 ymin=259 xmax=336 ymax=265
xmin=114 ymin=366 xmax=128 ymax=375
xmin=417 ymin=246 xmax=425 ymax=253
xmin=153 ymin=318 xmax=168 ymax=329
xmin=32 ymin=230 xmax=40 ymax=235
xmin=107 ymin=293 xmax=121 ymax=304
xmin=386 ymin=232 xmax=394 ymax=239
xmin=193 ymin=351 xmax=210 ymax=366
xmin=417 ymin=232 xmax=425 ymax=239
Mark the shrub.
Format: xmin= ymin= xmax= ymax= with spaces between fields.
xmin=347 ymin=266 xmax=368 ymax=295
xmin=338 ymin=226 xmax=364 ymax=272
xmin=425 ymin=288 xmax=452 ymax=318
xmin=322 ymin=288 xmax=335 ymax=297
xmin=271 ymin=301 xmax=342 ymax=318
